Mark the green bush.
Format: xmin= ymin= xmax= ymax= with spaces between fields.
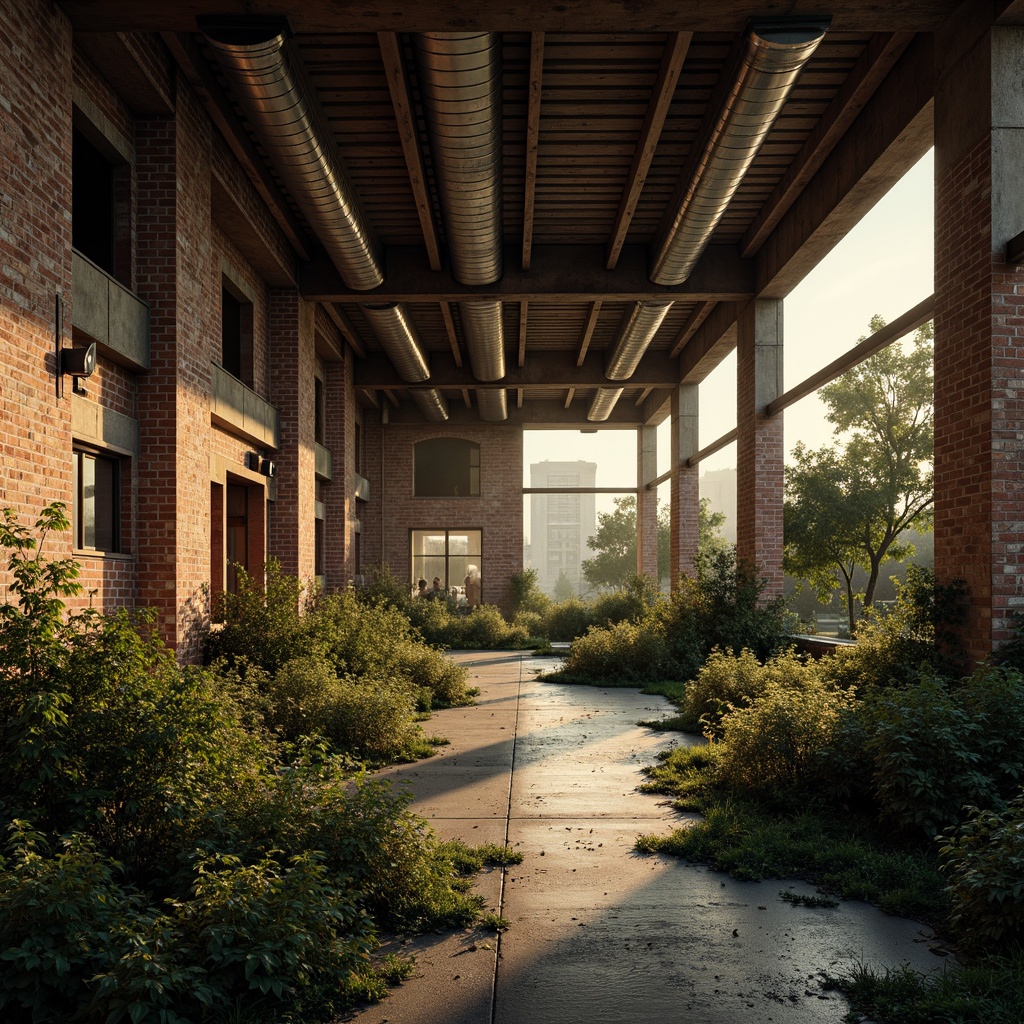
xmin=863 ymin=666 xmax=1024 ymax=839
xmin=661 ymin=548 xmax=788 ymax=681
xmin=543 ymin=598 xmax=594 ymax=642
xmin=939 ymin=790 xmax=1024 ymax=948
xmin=589 ymin=574 xmax=660 ymax=628
xmin=716 ymin=679 xmax=856 ymax=799
xmin=561 ymin=618 xmax=671 ymax=683
xmin=409 ymin=600 xmax=530 ymax=650
xmin=821 ymin=566 xmax=968 ymax=692
xmin=354 ymin=563 xmax=413 ymax=612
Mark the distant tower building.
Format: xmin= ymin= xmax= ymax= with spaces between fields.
xmin=530 ymin=461 xmax=597 ymax=596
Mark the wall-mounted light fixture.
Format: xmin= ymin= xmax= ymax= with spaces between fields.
xmin=60 ymin=342 xmax=98 ymax=378
xmin=245 ymin=452 xmax=276 ymax=477
xmin=259 ymin=457 xmax=276 ymax=477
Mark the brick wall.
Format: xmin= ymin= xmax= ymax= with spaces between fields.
xmin=0 ymin=0 xmax=74 ymax=581
xmin=934 ymin=134 xmax=1024 ymax=657
xmin=361 ymin=419 xmax=524 ymax=613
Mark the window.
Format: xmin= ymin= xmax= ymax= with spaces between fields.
xmin=314 ymin=377 xmax=325 ymax=445
xmin=73 ymin=448 xmax=121 ymax=552
xmin=72 ymin=123 xmax=131 ymax=285
xmin=410 ymin=529 xmax=482 ymax=597
xmin=221 ymin=279 xmax=254 ymax=388
xmin=414 ymin=439 xmax=480 ymax=497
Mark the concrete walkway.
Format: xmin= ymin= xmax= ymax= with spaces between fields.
xmin=343 ymin=651 xmax=947 ymax=1024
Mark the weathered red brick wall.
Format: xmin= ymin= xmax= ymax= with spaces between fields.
xmin=934 ymin=136 xmax=1024 ymax=656
xmin=0 ymin=1 xmax=74 ymax=581
xmin=361 ymin=419 xmax=524 ymax=613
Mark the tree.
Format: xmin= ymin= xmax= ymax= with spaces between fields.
xmin=582 ymin=495 xmax=728 ymax=590
xmin=553 ymin=570 xmax=575 ymax=602
xmin=784 ymin=317 xmax=934 ymax=633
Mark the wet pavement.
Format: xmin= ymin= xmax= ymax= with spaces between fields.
xmin=342 ymin=651 xmax=948 ymax=1024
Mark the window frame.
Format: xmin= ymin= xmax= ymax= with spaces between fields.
xmin=410 ymin=528 xmax=483 ymax=598
xmin=72 ymin=445 xmax=124 ymax=554
xmin=413 ymin=438 xmax=481 ymax=498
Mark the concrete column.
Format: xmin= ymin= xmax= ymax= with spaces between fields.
xmin=268 ymin=290 xmax=317 ymax=579
xmin=934 ymin=12 xmax=1024 ymax=659
xmin=636 ymin=425 xmax=659 ymax=581
xmin=669 ymin=384 xmax=700 ymax=585
xmin=735 ymin=299 xmax=784 ymax=596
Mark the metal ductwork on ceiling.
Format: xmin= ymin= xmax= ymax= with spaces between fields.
xmin=591 ymin=18 xmax=829 ymax=423
xmin=410 ymin=388 xmax=451 ymax=423
xmin=587 ymin=388 xmax=625 ymax=423
xmin=476 ymin=388 xmax=508 ymax=423
xmin=414 ymin=32 xmax=507 ymax=420
xmin=203 ymin=20 xmax=445 ymax=419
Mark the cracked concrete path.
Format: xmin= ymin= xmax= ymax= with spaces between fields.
xmin=342 ymin=651 xmax=947 ymax=1024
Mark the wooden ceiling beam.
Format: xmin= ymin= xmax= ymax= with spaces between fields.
xmin=302 ymin=243 xmax=753 ymax=303
xmin=60 ymin=2 xmax=961 ymax=34
xmin=575 ymin=301 xmax=602 ymax=367
xmin=384 ymin=398 xmax=644 ymax=427
xmin=564 ymin=388 xmax=576 ymax=409
xmin=755 ymin=34 xmax=934 ymax=298
xmin=668 ymin=300 xmax=715 ymax=358
xmin=324 ymin=303 xmax=366 ymax=358
xmin=378 ymin=32 xmax=443 ymax=272
xmin=355 ymin=348 xmax=681 ymax=389
xmin=679 ymin=302 xmax=743 ymax=384
xmin=741 ymin=31 xmax=914 ymax=258
xmin=606 ymin=31 xmax=691 ymax=270
xmin=440 ymin=301 xmax=463 ymax=367
xmin=521 ymin=32 xmax=544 ymax=272
xmin=518 ymin=301 xmax=529 ymax=367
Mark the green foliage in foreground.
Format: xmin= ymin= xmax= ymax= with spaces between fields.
xmin=0 ymin=506 xmax=508 ymax=1022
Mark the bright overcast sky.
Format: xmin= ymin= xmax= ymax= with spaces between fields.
xmin=523 ymin=148 xmax=935 ymax=495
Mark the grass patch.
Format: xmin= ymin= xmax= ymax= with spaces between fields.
xmin=635 ymin=746 xmax=946 ymax=923
xmin=779 ymin=889 xmax=839 ymax=909
xmin=824 ymin=953 xmax=1024 ymax=1024
xmin=477 ymin=913 xmax=510 ymax=932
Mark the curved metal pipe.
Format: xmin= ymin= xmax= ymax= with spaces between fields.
xmin=415 ymin=33 xmax=507 ymax=419
xmin=359 ymin=304 xmax=430 ymax=383
xmin=605 ymin=300 xmax=674 ymax=381
xmin=587 ymin=388 xmax=624 ymax=423
xmin=411 ymin=388 xmax=450 ymax=422
xmin=460 ymin=299 xmax=506 ymax=381
xmin=650 ymin=19 xmax=828 ymax=286
xmin=203 ymin=25 xmax=383 ymax=291
xmin=414 ymin=32 xmax=503 ymax=286
xmin=476 ymin=388 xmax=508 ymax=422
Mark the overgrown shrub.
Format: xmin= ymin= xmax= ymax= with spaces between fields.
xmin=588 ymin=574 xmax=660 ymax=628
xmin=715 ymin=679 xmax=856 ymax=799
xmin=561 ymin=618 xmax=671 ymax=683
xmin=661 ymin=548 xmax=788 ymax=681
xmin=354 ymin=563 xmax=413 ymax=612
xmin=408 ymin=600 xmax=530 ymax=650
xmin=506 ymin=568 xmax=550 ymax=617
xmin=939 ymin=790 xmax=1024 ymax=948
xmin=821 ymin=566 xmax=967 ymax=692
xmin=543 ymin=598 xmax=594 ymax=642
xmin=863 ymin=666 xmax=1024 ymax=840
xmin=682 ymin=647 xmax=820 ymax=738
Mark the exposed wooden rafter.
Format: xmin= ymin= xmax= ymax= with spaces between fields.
xmin=518 ymin=301 xmax=529 ymax=367
xmin=378 ymin=32 xmax=443 ymax=271
xmin=575 ymin=301 xmax=602 ymax=367
xmin=606 ymin=31 xmax=691 ymax=270
xmin=521 ymin=32 xmax=545 ymax=271
xmin=440 ymin=301 xmax=463 ymax=367
xmin=324 ymin=303 xmax=366 ymax=359
xmin=669 ymin=300 xmax=716 ymax=358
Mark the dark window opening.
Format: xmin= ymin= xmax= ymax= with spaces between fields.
xmin=73 ymin=448 xmax=121 ymax=552
xmin=355 ymin=422 xmax=363 ymax=477
xmin=221 ymin=281 xmax=255 ymax=388
xmin=226 ymin=483 xmax=248 ymax=593
xmin=73 ymin=128 xmax=115 ymax=275
xmin=414 ymin=439 xmax=480 ymax=497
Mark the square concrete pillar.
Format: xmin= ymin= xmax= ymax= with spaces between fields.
xmin=670 ymin=385 xmax=700 ymax=585
xmin=736 ymin=299 xmax=784 ymax=596
xmin=934 ymin=13 xmax=1024 ymax=659
xmin=636 ymin=425 xmax=659 ymax=581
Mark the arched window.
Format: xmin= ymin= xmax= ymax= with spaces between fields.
xmin=413 ymin=438 xmax=480 ymax=497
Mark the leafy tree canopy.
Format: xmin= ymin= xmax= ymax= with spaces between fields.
xmin=784 ymin=317 xmax=934 ymax=632
xmin=582 ymin=495 xmax=728 ymax=590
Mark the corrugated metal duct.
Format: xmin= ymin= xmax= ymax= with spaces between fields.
xmin=204 ymin=22 xmax=447 ymax=420
xmin=588 ymin=18 xmax=829 ymax=423
xmin=414 ymin=33 xmax=507 ymax=419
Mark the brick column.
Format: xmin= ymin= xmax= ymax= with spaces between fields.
xmin=636 ymin=425 xmax=659 ymax=581
xmin=934 ymin=13 xmax=1024 ymax=659
xmin=670 ymin=385 xmax=700 ymax=585
xmin=735 ymin=299 xmax=784 ymax=596
xmin=322 ymin=354 xmax=350 ymax=588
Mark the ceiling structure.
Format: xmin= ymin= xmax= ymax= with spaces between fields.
xmin=62 ymin=1 xmax=1019 ymax=429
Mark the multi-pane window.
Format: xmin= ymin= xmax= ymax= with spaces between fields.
xmin=73 ymin=448 xmax=121 ymax=552
xmin=410 ymin=529 xmax=482 ymax=596
xmin=413 ymin=439 xmax=480 ymax=497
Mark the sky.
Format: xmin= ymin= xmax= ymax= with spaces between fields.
xmin=522 ymin=148 xmax=935 ymax=537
